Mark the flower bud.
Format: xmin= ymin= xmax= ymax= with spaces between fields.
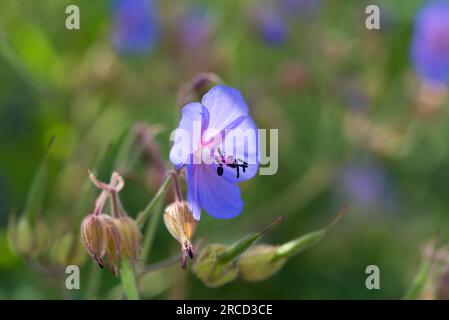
xmin=80 ymin=213 xmax=113 ymax=268
xmin=237 ymin=244 xmax=286 ymax=282
xmin=192 ymin=244 xmax=239 ymax=288
xmin=7 ymin=216 xmax=34 ymax=256
xmin=7 ymin=216 xmax=51 ymax=258
xmin=50 ymin=233 xmax=87 ymax=266
xmin=115 ymin=216 xmax=141 ymax=261
xmin=163 ymin=201 xmax=197 ymax=268
xmin=34 ymin=219 xmax=51 ymax=255
xmin=238 ymin=228 xmax=328 ymax=282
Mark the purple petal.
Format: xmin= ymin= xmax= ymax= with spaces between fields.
xmin=188 ymin=164 xmax=243 ymax=219
xmin=411 ymin=2 xmax=449 ymax=84
xmin=112 ymin=0 xmax=159 ymax=55
xmin=169 ymin=102 xmax=207 ymax=167
xmin=201 ymin=85 xmax=249 ymax=136
xmin=216 ymin=116 xmax=259 ymax=183
xmin=186 ymin=164 xmax=202 ymax=220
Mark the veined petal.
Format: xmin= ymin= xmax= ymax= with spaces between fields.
xmin=201 ymin=85 xmax=249 ymax=138
xmin=169 ymin=102 xmax=207 ymax=167
xmin=186 ymin=164 xmax=202 ymax=220
xmin=217 ymin=115 xmax=259 ymax=183
xmin=197 ymin=164 xmax=243 ymax=219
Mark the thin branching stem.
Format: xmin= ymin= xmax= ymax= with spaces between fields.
xmin=136 ymin=173 xmax=173 ymax=226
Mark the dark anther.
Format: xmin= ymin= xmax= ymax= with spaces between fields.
xmin=217 ymin=165 xmax=224 ymax=176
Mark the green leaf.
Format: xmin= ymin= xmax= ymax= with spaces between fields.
xmin=23 ymin=137 xmax=55 ymax=223
xmin=403 ymin=236 xmax=439 ymax=300
xmin=403 ymin=259 xmax=432 ymax=300
xmin=23 ymin=159 xmax=47 ymax=223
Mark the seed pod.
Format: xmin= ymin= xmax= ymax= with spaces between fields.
xmin=103 ymin=215 xmax=121 ymax=275
xmin=163 ymin=201 xmax=197 ymax=268
xmin=115 ymin=216 xmax=141 ymax=261
xmin=237 ymin=244 xmax=286 ymax=282
xmin=80 ymin=214 xmax=111 ymax=267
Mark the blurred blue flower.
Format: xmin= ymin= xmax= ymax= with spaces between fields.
xmin=180 ymin=6 xmax=212 ymax=51
xmin=170 ymin=85 xmax=259 ymax=220
xmin=253 ymin=7 xmax=288 ymax=46
xmin=337 ymin=161 xmax=392 ymax=210
xmin=112 ymin=0 xmax=159 ymax=55
xmin=411 ymin=1 xmax=449 ymax=85
xmin=279 ymin=0 xmax=321 ymax=20
xmin=342 ymin=81 xmax=369 ymax=113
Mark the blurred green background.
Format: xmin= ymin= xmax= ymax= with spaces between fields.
xmin=1 ymin=0 xmax=449 ymax=299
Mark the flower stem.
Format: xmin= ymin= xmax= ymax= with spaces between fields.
xmin=140 ymin=199 xmax=163 ymax=264
xmin=85 ymin=263 xmax=102 ymax=300
xmin=171 ymin=170 xmax=183 ymax=201
xmin=136 ymin=174 xmax=172 ymax=226
xmin=119 ymin=259 xmax=139 ymax=300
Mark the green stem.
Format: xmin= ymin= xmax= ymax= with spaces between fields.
xmin=136 ymin=174 xmax=172 ymax=226
xmin=137 ymin=254 xmax=180 ymax=280
xmin=140 ymin=199 xmax=163 ymax=264
xmin=119 ymin=259 xmax=139 ymax=300
xmin=85 ymin=263 xmax=102 ymax=300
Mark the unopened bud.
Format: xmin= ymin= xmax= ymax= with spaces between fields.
xmin=7 ymin=216 xmax=51 ymax=258
xmin=163 ymin=201 xmax=197 ymax=268
xmin=7 ymin=216 xmax=33 ymax=256
xmin=50 ymin=233 xmax=87 ymax=266
xmin=237 ymin=244 xmax=286 ymax=282
xmin=192 ymin=244 xmax=239 ymax=288
xmin=115 ymin=216 xmax=141 ymax=261
xmin=34 ymin=220 xmax=51 ymax=255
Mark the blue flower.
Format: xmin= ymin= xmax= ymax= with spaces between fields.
xmin=411 ymin=1 xmax=449 ymax=84
xmin=337 ymin=161 xmax=392 ymax=210
xmin=253 ymin=6 xmax=288 ymax=46
xmin=279 ymin=0 xmax=321 ymax=20
xmin=180 ymin=6 xmax=212 ymax=51
xmin=112 ymin=0 xmax=159 ymax=55
xmin=170 ymin=85 xmax=259 ymax=220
